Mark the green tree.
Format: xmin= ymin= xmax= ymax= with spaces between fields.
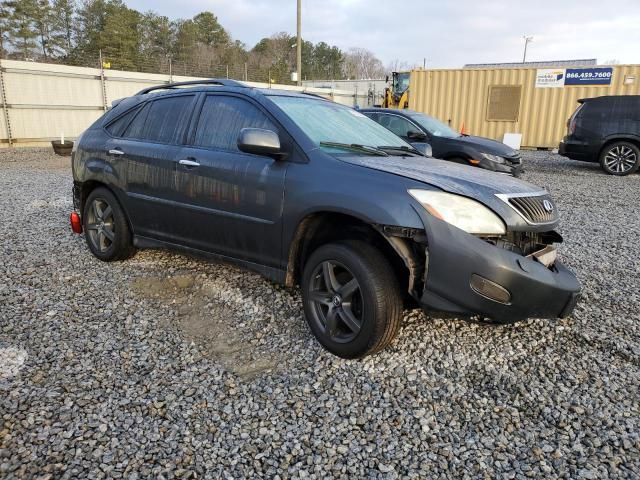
xmin=139 ymin=11 xmax=173 ymax=59
xmin=73 ymin=0 xmax=141 ymax=69
xmin=98 ymin=1 xmax=140 ymax=70
xmin=5 ymin=0 xmax=41 ymax=60
xmin=50 ymin=0 xmax=75 ymax=57
xmin=192 ymin=11 xmax=228 ymax=47
xmin=73 ymin=0 xmax=108 ymax=62
xmin=0 ymin=1 xmax=12 ymax=58
xmin=172 ymin=18 xmax=196 ymax=64
xmin=32 ymin=0 xmax=56 ymax=59
xmin=311 ymin=41 xmax=343 ymax=80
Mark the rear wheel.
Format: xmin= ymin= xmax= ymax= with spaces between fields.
xmin=83 ymin=187 xmax=136 ymax=261
xmin=301 ymin=240 xmax=403 ymax=358
xmin=599 ymin=141 xmax=640 ymax=176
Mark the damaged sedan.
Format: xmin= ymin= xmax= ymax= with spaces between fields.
xmin=71 ymin=80 xmax=581 ymax=358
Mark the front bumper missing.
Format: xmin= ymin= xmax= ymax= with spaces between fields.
xmin=414 ymin=210 xmax=581 ymax=323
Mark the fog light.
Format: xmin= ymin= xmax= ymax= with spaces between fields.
xmin=470 ymin=274 xmax=511 ymax=304
xmin=70 ymin=211 xmax=83 ymax=234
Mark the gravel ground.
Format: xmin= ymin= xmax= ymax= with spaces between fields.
xmin=0 ymin=148 xmax=638 ymax=479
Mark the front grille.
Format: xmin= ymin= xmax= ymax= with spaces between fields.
xmin=507 ymin=194 xmax=558 ymax=224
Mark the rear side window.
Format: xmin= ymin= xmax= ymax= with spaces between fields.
xmin=613 ymin=97 xmax=640 ymax=120
xmin=106 ymin=105 xmax=142 ymax=137
xmin=193 ymin=96 xmax=276 ymax=151
xmin=580 ymin=99 xmax=610 ymax=120
xmin=123 ymin=95 xmax=195 ymax=144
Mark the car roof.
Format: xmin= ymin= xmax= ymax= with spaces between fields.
xmin=578 ymin=95 xmax=640 ymax=103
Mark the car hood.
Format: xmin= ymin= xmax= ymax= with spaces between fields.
xmin=341 ymin=155 xmax=540 ymax=196
xmin=340 ymin=155 xmax=551 ymax=229
xmin=453 ymin=135 xmax=518 ymax=157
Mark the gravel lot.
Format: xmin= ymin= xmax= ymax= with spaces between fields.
xmin=1 ymin=148 xmax=639 ymax=479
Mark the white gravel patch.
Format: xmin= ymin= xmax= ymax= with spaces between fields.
xmin=0 ymin=148 xmax=638 ymax=479
xmin=0 ymin=346 xmax=27 ymax=381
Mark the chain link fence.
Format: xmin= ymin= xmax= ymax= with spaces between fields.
xmin=8 ymin=52 xmax=317 ymax=85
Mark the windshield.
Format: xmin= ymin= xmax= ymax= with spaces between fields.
xmin=269 ymin=96 xmax=410 ymax=153
xmin=409 ymin=112 xmax=461 ymax=138
xmin=393 ymin=72 xmax=410 ymax=94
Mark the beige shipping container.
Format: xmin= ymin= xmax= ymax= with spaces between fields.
xmin=409 ymin=64 xmax=640 ymax=149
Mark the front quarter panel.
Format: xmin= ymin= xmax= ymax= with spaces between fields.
xmin=281 ymin=151 xmax=427 ymax=260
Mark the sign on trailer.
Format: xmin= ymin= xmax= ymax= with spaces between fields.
xmin=536 ymin=67 xmax=614 ymax=88
xmin=565 ymin=67 xmax=613 ymax=86
xmin=535 ymin=69 xmax=566 ymax=88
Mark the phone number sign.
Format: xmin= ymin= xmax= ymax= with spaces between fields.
xmin=565 ymin=68 xmax=613 ymax=86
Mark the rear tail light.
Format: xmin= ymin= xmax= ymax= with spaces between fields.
xmin=70 ymin=212 xmax=82 ymax=234
xmin=568 ymin=117 xmax=577 ymax=135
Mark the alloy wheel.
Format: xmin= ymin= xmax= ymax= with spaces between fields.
xmin=307 ymin=260 xmax=364 ymax=343
xmin=604 ymin=145 xmax=637 ymax=174
xmin=85 ymin=198 xmax=115 ymax=253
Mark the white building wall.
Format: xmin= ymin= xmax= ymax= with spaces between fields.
xmin=0 ymin=60 xmax=358 ymax=147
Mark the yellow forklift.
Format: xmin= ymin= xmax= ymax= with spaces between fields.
xmin=383 ymin=71 xmax=410 ymax=109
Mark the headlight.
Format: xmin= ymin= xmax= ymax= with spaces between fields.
xmin=481 ymin=153 xmax=505 ymax=164
xmin=408 ymin=190 xmax=506 ymax=235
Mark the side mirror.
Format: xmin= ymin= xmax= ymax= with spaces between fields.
xmin=413 ymin=143 xmax=433 ymax=157
xmin=385 ymin=75 xmax=389 ymax=83
xmin=407 ymin=130 xmax=427 ymax=141
xmin=237 ymin=128 xmax=283 ymax=159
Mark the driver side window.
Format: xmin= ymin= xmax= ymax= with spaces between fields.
xmin=379 ymin=114 xmax=415 ymax=138
xmin=194 ymin=95 xmax=276 ymax=152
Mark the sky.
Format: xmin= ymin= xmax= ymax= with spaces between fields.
xmin=127 ymin=0 xmax=640 ymax=68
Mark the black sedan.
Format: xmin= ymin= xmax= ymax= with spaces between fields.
xmin=361 ymin=108 xmax=523 ymax=176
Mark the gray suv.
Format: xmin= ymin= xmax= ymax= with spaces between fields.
xmin=71 ymin=80 xmax=581 ymax=358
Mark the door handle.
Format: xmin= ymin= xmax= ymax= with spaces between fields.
xmin=178 ymin=159 xmax=200 ymax=167
xmin=108 ymin=149 xmax=124 ymax=156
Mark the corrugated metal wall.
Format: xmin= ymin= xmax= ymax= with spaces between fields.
xmin=302 ymin=79 xmax=387 ymax=107
xmin=410 ymin=65 xmax=640 ymax=148
xmin=0 ymin=59 xmax=358 ymax=147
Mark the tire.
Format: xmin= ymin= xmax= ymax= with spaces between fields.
xmin=83 ymin=187 xmax=136 ymax=261
xmin=301 ymin=240 xmax=403 ymax=358
xmin=599 ymin=141 xmax=640 ymax=176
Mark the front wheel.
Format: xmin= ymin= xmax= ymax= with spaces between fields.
xmin=301 ymin=240 xmax=403 ymax=358
xmin=599 ymin=141 xmax=640 ymax=176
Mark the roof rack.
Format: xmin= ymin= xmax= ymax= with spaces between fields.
xmin=299 ymin=91 xmax=329 ymax=100
xmin=136 ymin=79 xmax=247 ymax=95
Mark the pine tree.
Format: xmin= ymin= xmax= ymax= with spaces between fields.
xmin=98 ymin=1 xmax=140 ymax=70
xmin=0 ymin=1 xmax=12 ymax=58
xmin=50 ymin=0 xmax=75 ymax=57
xmin=32 ymin=0 xmax=55 ymax=59
xmin=6 ymin=0 xmax=40 ymax=60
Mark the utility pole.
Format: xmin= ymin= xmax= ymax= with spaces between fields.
xmin=296 ymin=0 xmax=302 ymax=86
xmin=522 ymin=35 xmax=533 ymax=63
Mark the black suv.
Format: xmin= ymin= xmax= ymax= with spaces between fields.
xmin=361 ymin=108 xmax=523 ymax=176
xmin=71 ymin=80 xmax=580 ymax=358
xmin=559 ymin=95 xmax=640 ymax=175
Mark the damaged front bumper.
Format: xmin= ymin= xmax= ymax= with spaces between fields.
xmin=409 ymin=210 xmax=581 ymax=323
xmin=481 ymin=158 xmax=524 ymax=177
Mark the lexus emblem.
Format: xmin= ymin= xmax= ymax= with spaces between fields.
xmin=542 ymin=199 xmax=554 ymax=213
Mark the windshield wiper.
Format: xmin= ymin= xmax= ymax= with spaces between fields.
xmin=377 ymin=145 xmax=423 ymax=156
xmin=319 ymin=141 xmax=388 ymax=157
